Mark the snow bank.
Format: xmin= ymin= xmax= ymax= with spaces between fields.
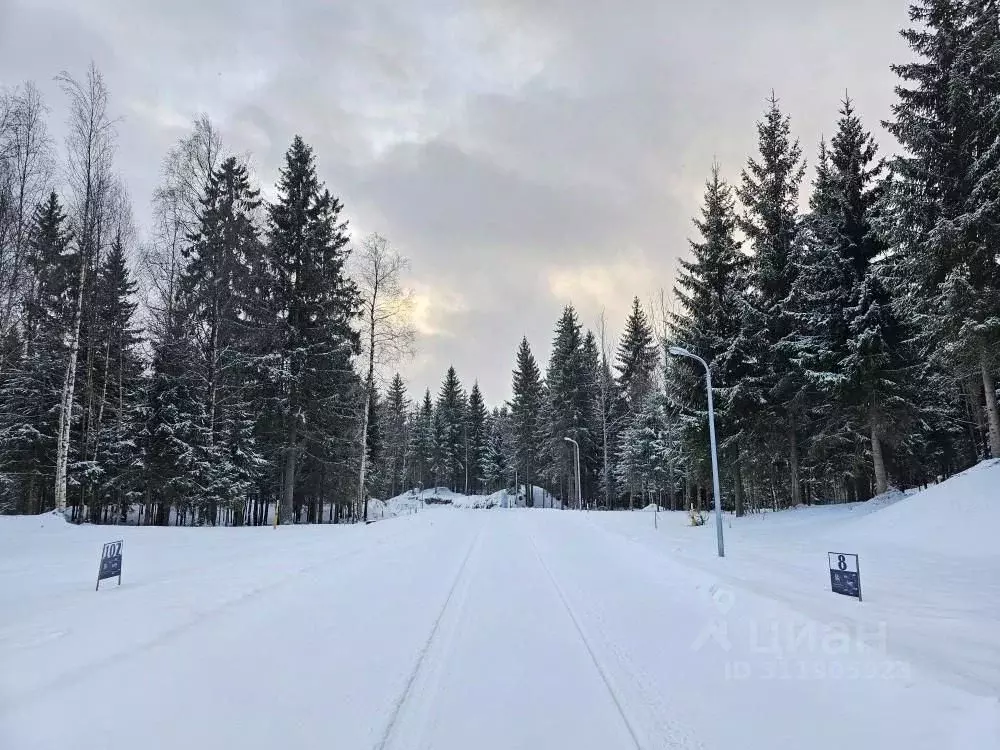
xmin=383 ymin=485 xmax=562 ymax=510
xmin=840 ymin=459 xmax=1000 ymax=557
xmin=452 ymin=492 xmax=503 ymax=509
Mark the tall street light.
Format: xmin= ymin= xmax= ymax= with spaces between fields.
xmin=668 ymin=346 xmax=725 ymax=558
xmin=563 ymin=437 xmax=582 ymax=510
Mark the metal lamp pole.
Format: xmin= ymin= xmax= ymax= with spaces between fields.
xmin=668 ymin=346 xmax=725 ymax=558
xmin=563 ymin=437 xmax=582 ymax=510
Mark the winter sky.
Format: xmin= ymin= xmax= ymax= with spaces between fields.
xmin=0 ymin=0 xmax=911 ymax=403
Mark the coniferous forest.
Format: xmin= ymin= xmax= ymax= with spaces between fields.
xmin=2 ymin=1 xmax=999 ymax=524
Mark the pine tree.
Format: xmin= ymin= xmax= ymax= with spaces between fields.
xmin=781 ymin=140 xmax=856 ymax=482
xmin=886 ymin=0 xmax=1000 ymax=458
xmin=545 ymin=306 xmax=592 ymax=506
xmin=615 ymin=391 xmax=676 ymax=507
xmin=670 ymin=164 xmax=750 ymax=512
xmin=364 ymin=386 xmax=382 ymax=497
xmin=266 ymin=136 xmax=361 ymax=523
xmin=381 ymin=373 xmax=409 ymax=497
xmin=510 ymin=337 xmax=543 ymax=505
xmin=144 ymin=311 xmax=213 ymax=525
xmin=483 ymin=406 xmax=512 ymax=493
xmin=406 ymin=389 xmax=434 ymax=489
xmin=964 ymin=0 xmax=1000 ymax=458
xmin=0 ymin=194 xmax=75 ymax=513
xmin=93 ymin=230 xmax=144 ymax=520
xmin=615 ymin=297 xmax=658 ymax=506
xmin=616 ymin=297 xmax=658 ymax=411
xmin=672 ymin=164 xmax=746 ymax=362
xmin=466 ymin=381 xmax=488 ymax=493
xmin=584 ymin=323 xmax=620 ymax=507
xmin=842 ymin=270 xmax=920 ymax=493
xmin=580 ymin=329 xmax=604 ymax=506
xmin=181 ymin=156 xmax=266 ymax=523
xmin=434 ymin=366 xmax=465 ymax=491
xmin=737 ymin=93 xmax=806 ymax=505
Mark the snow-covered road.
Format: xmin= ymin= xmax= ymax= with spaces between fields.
xmin=1 ymin=509 xmax=996 ymax=749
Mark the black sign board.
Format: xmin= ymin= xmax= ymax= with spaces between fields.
xmin=96 ymin=540 xmax=123 ymax=590
xmin=827 ymin=552 xmax=861 ymax=601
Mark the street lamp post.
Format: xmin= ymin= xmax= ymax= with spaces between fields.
xmin=668 ymin=346 xmax=725 ymax=558
xmin=563 ymin=437 xmax=582 ymax=510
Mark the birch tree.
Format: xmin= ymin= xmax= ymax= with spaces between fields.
xmin=52 ymin=64 xmax=117 ymax=515
xmin=354 ymin=233 xmax=414 ymax=519
xmin=0 ymin=82 xmax=52 ymax=372
xmin=143 ymin=115 xmax=223 ymax=324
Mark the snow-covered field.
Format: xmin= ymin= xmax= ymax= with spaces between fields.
xmin=2 ymin=465 xmax=998 ymax=749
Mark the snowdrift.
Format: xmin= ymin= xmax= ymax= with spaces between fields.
xmin=382 ymin=485 xmax=562 ymax=511
xmin=840 ymin=459 xmax=1000 ymax=557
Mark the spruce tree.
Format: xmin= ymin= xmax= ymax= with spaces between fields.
xmin=364 ymin=386 xmax=382 ymax=498
xmin=615 ymin=297 xmax=658 ymax=506
xmin=510 ymin=337 xmax=543 ymax=505
xmin=583 ymin=326 xmax=619 ymax=507
xmin=382 ymin=373 xmax=409 ymax=497
xmin=266 ymin=136 xmax=360 ymax=523
xmin=737 ymin=93 xmax=806 ymax=505
xmin=434 ymin=366 xmax=465 ymax=491
xmin=886 ymin=0 xmax=1000 ymax=458
xmin=545 ymin=306 xmax=592 ymax=506
xmin=781 ymin=140 xmax=856 ymax=481
xmin=466 ymin=381 xmax=488 ymax=493
xmin=671 ymin=165 xmax=750 ymax=507
xmin=93 ymin=230 xmax=144 ymax=519
xmin=0 ymin=194 xmax=75 ymax=513
xmin=580 ymin=329 xmax=604 ymax=506
xmin=144 ymin=311 xmax=213 ymax=525
xmin=180 ymin=156 xmax=265 ymax=522
xmin=842 ymin=270 xmax=920 ymax=493
xmin=483 ymin=406 xmax=512 ymax=493
xmin=616 ymin=297 xmax=658 ymax=411
xmin=406 ymin=389 xmax=435 ymax=489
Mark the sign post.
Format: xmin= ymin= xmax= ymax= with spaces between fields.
xmin=827 ymin=551 xmax=861 ymax=601
xmin=96 ymin=540 xmax=123 ymax=591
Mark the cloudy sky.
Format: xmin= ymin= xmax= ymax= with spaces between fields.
xmin=0 ymin=0 xmax=912 ymax=404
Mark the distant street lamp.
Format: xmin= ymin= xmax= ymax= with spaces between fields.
xmin=563 ymin=437 xmax=582 ymax=510
xmin=668 ymin=346 xmax=725 ymax=558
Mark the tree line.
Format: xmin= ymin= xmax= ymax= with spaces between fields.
xmin=368 ymin=1 xmax=1000 ymax=513
xmin=2 ymin=1 xmax=999 ymax=522
xmin=0 ymin=65 xmax=411 ymax=525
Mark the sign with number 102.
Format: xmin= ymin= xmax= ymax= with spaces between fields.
xmin=96 ymin=540 xmax=123 ymax=591
xmin=828 ymin=552 xmax=862 ymax=601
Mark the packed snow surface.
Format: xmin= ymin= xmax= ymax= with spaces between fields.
xmin=2 ymin=464 xmax=999 ymax=748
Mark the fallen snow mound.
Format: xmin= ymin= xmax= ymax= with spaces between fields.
xmin=384 ymin=485 xmax=562 ymax=510
xmin=451 ymin=491 xmax=506 ymax=509
xmin=841 ymin=459 xmax=1000 ymax=558
xmin=640 ymin=503 xmax=665 ymax=512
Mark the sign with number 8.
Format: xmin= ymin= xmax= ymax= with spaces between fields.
xmin=827 ymin=552 xmax=861 ymax=601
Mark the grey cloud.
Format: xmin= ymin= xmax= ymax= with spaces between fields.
xmin=1 ymin=0 xmax=912 ymax=403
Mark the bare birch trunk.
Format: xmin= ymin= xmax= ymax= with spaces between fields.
xmin=788 ymin=411 xmax=801 ymax=507
xmin=871 ymin=423 xmax=888 ymax=495
xmin=54 ymin=258 xmax=87 ymax=514
xmin=358 ymin=305 xmax=375 ymax=522
xmin=982 ymin=354 xmax=1000 ymax=460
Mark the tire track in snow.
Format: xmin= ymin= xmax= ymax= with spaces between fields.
xmin=539 ymin=516 xmax=706 ymax=749
xmin=375 ymin=525 xmax=483 ymax=750
xmin=527 ymin=528 xmax=645 ymax=750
